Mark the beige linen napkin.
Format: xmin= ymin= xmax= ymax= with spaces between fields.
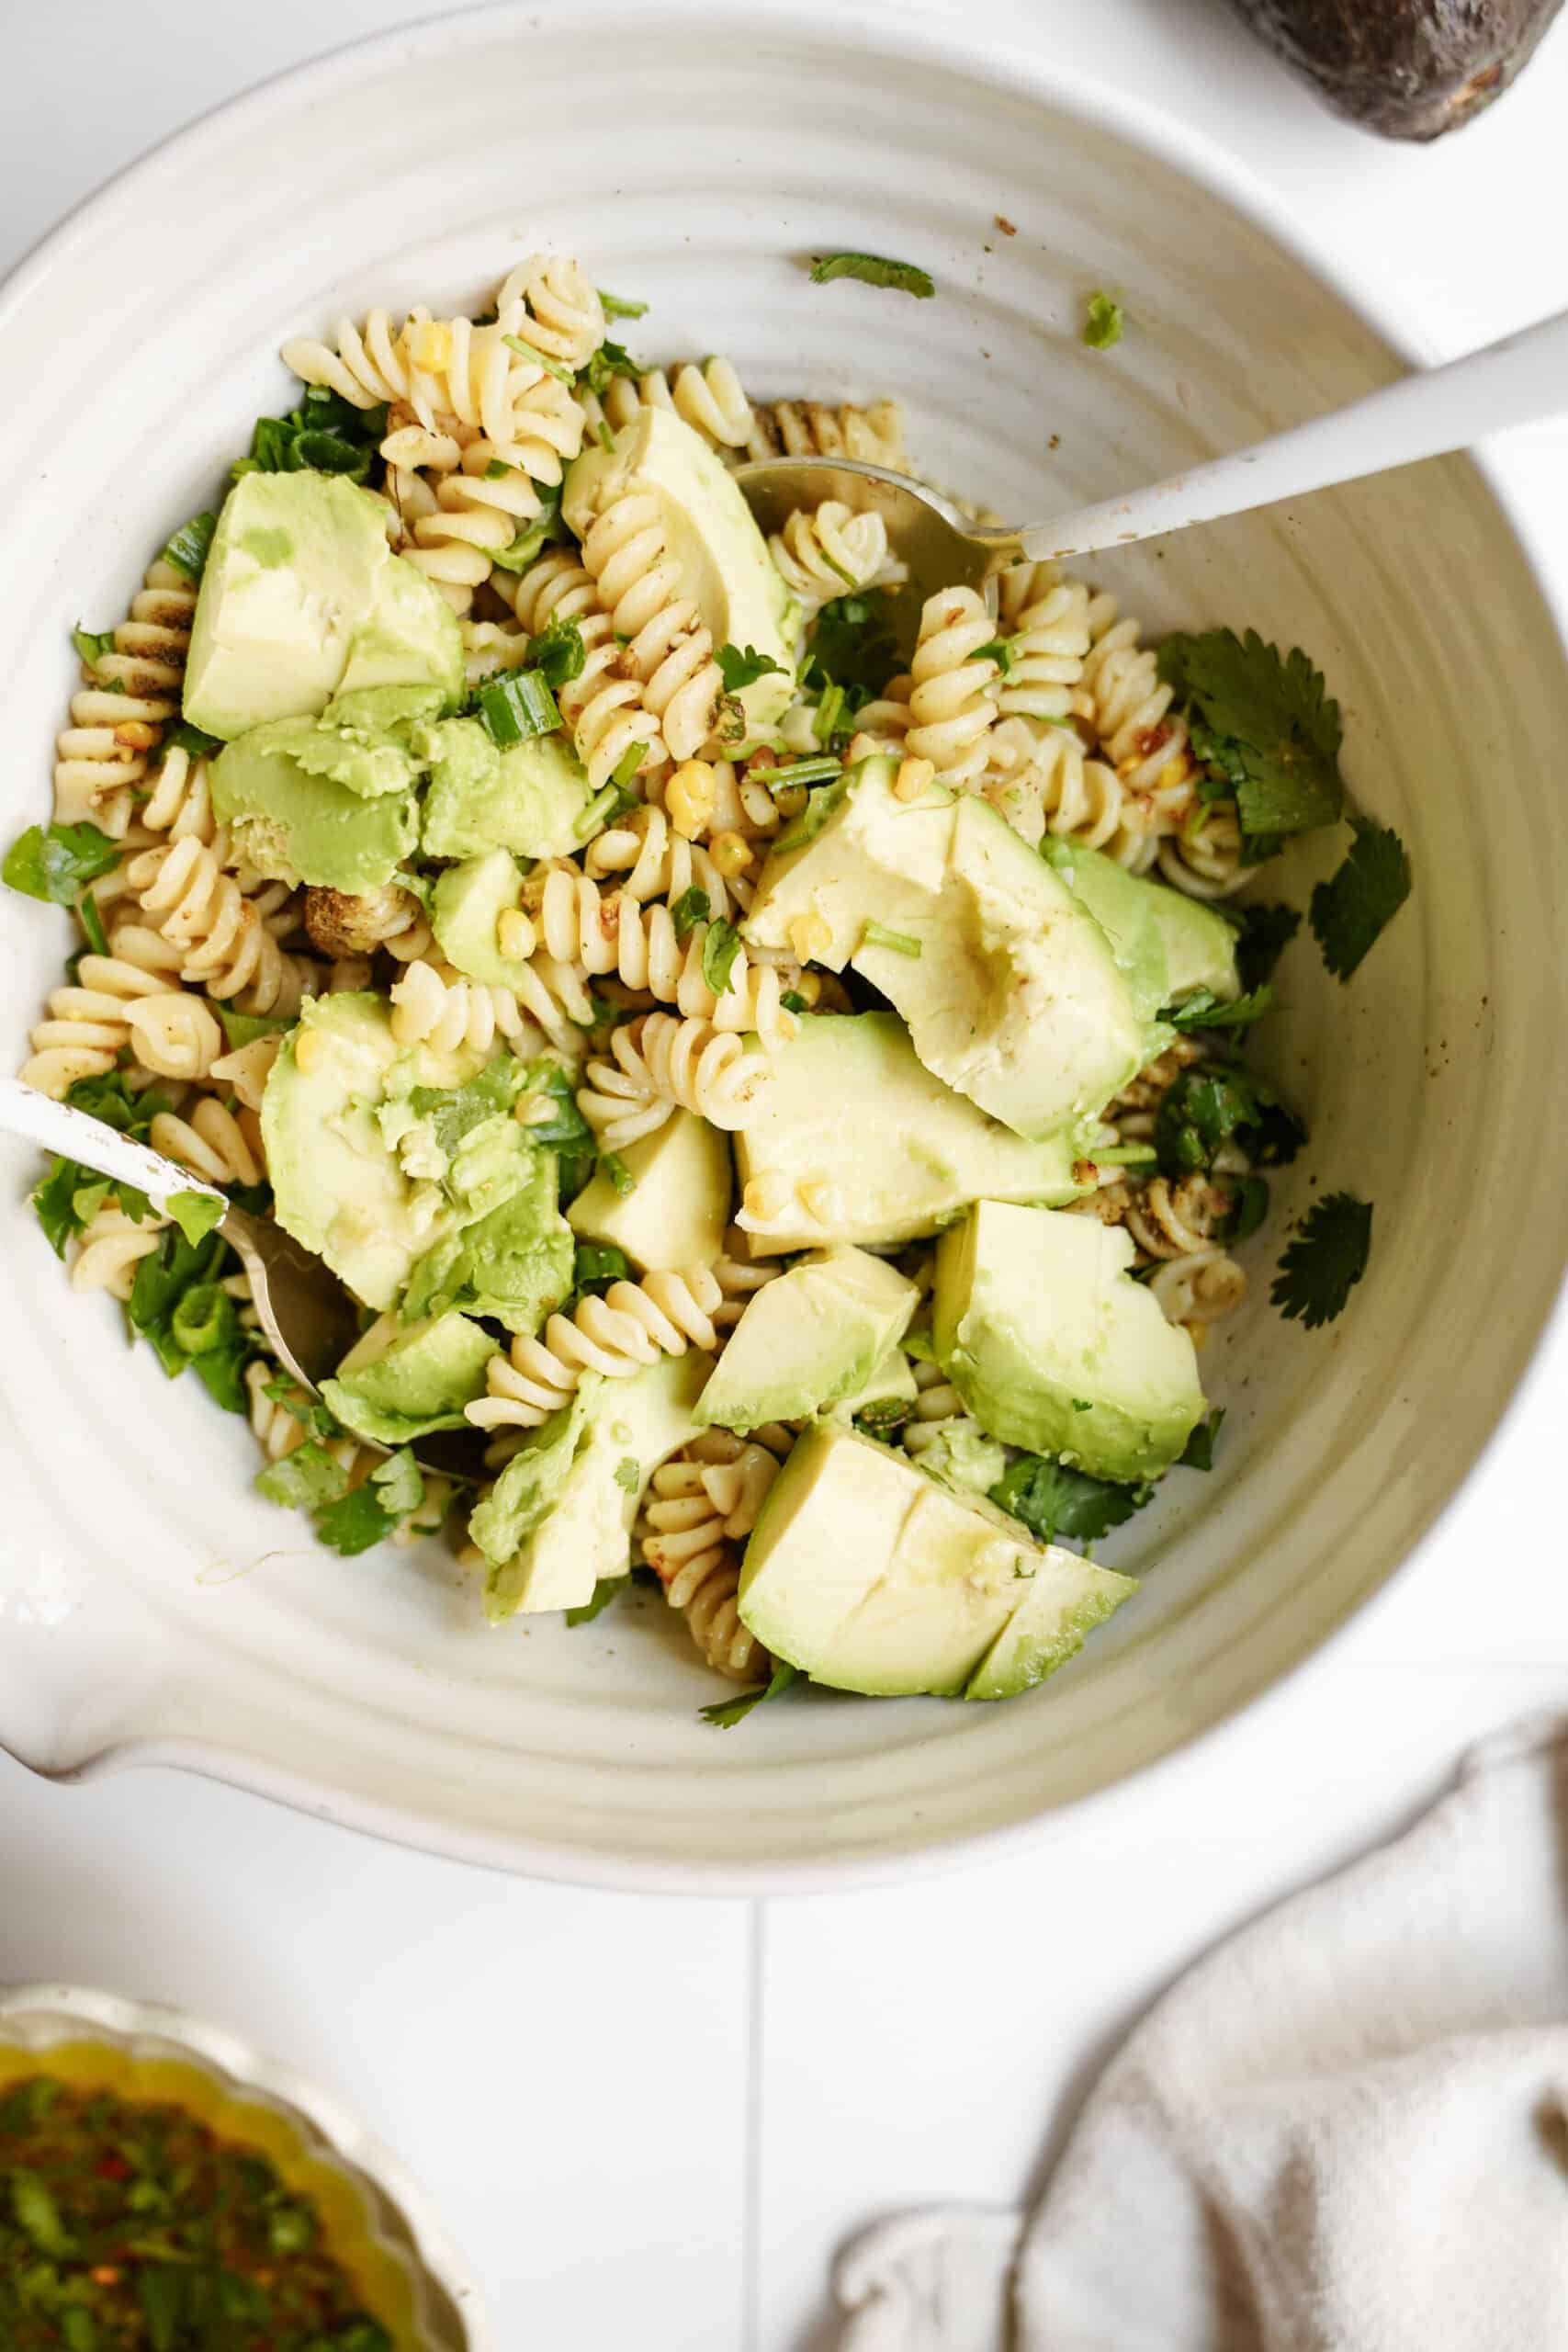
xmin=835 ymin=1714 xmax=1568 ymax=2351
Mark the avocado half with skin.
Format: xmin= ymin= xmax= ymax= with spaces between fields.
xmin=1229 ymin=0 xmax=1563 ymax=140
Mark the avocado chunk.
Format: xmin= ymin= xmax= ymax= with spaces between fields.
xmin=431 ymin=849 xmax=532 ymax=988
xmin=210 ymin=715 xmax=421 ymax=890
xmin=1042 ymin=839 xmax=1169 ymax=1026
xmin=472 ymin=1355 xmax=708 ymax=1618
xmin=735 ymin=1012 xmax=1086 ymax=1255
xmin=1228 ymin=0 xmax=1562 ymax=143
xmin=746 ymin=756 xmax=1143 ymax=1137
xmin=262 ymin=995 xmax=570 ymax=1319
xmin=421 ymin=725 xmax=595 ymax=862
xmin=826 ymin=1344 xmax=919 ymax=1429
xmin=567 ymin=1108 xmax=732 ymax=1273
xmin=695 ymin=1248 xmax=919 ymax=1432
xmin=964 ymin=1544 xmax=1138 ymax=1701
xmin=184 ymin=471 xmax=461 ymax=738
xmin=739 ymin=1424 xmax=1134 ymax=1697
xmin=933 ymin=1200 xmax=1206 ymax=1481
xmin=321 ymin=1308 xmax=499 ymax=1444
xmin=563 ymin=407 xmax=796 ymax=733
xmin=1145 ymin=885 xmax=1240 ymax=1004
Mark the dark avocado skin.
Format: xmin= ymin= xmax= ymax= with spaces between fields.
xmin=1228 ymin=0 xmax=1564 ymax=139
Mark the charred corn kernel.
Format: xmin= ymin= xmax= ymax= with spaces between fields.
xmin=294 ymin=1027 xmax=327 ymax=1075
xmin=513 ymin=1091 xmax=556 ymax=1127
xmin=894 ymin=754 xmax=935 ymax=802
xmin=773 ymin=782 xmax=808 ymax=820
xmin=787 ymin=911 xmax=831 ymax=962
xmin=742 ymin=1171 xmax=791 ymax=1221
xmin=710 ymin=829 xmax=753 ymax=876
xmin=116 ymin=721 xmax=159 ymax=751
xmin=496 ymin=908 xmax=536 ymax=961
xmin=791 ymin=969 xmax=822 ymax=1008
xmin=407 ymin=320 xmax=453 ymax=371
xmin=666 ymin=759 xmax=717 ymax=838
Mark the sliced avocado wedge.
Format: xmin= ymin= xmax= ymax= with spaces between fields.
xmin=431 ymin=849 xmax=533 ymax=988
xmin=422 ymin=726 xmax=594 ymax=861
xmin=738 ymin=1424 xmax=1134 ymax=1698
xmin=567 ymin=1108 xmax=732 ymax=1273
xmin=184 ymin=470 xmax=460 ymax=738
xmin=734 ymin=1012 xmax=1087 ymax=1254
xmin=933 ymin=1200 xmax=1206 ymax=1482
xmin=563 ymin=406 xmax=796 ymax=732
xmin=695 ymin=1247 xmax=919 ymax=1432
xmin=1044 ymin=840 xmax=1240 ymax=1010
xmin=964 ymin=1544 xmax=1136 ymax=1701
xmin=321 ymin=1308 xmax=499 ymax=1444
xmin=746 ymin=755 xmax=1144 ymax=1137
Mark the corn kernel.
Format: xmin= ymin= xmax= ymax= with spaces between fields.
xmin=294 ymin=1027 xmax=327 ymax=1075
xmin=710 ymin=829 xmax=753 ymax=877
xmin=496 ymin=908 xmax=536 ymax=961
xmin=787 ymin=912 xmax=831 ymax=962
xmin=666 ymin=759 xmax=717 ymax=839
xmin=773 ymin=783 xmax=808 ymax=820
xmin=894 ymin=754 xmax=935 ymax=803
xmin=742 ymin=1172 xmax=791 ymax=1221
xmin=407 ymin=320 xmax=453 ymax=371
xmin=116 ymin=721 xmax=158 ymax=751
xmin=1158 ymin=756 xmax=1190 ymax=790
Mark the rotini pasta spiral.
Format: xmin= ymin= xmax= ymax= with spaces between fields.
xmin=901 ymin=1357 xmax=982 ymax=1458
xmin=19 ymin=937 xmax=215 ymax=1098
xmin=982 ymin=716 xmax=1154 ymax=865
xmin=208 ymin=1033 xmax=283 ymax=1114
xmin=494 ymin=254 xmax=606 ymax=371
xmin=640 ymin=1427 xmax=790 ymax=1682
xmin=1080 ymin=593 xmax=1187 ymax=789
xmin=992 ymin=574 xmax=1091 ymax=725
xmin=905 ymin=588 xmax=999 ymax=786
xmin=585 ymin=357 xmax=756 ymax=456
xmin=52 ymin=560 xmax=193 ymax=834
xmin=1156 ymin=808 xmax=1255 ymax=900
xmin=846 ymin=675 xmax=913 ymax=762
xmin=1147 ymin=1247 xmax=1248 ymax=1337
xmin=767 ymin=502 xmax=903 ymax=614
xmin=69 ymin=1201 xmax=170 ymax=1300
xmin=129 ymin=837 xmax=314 ymax=1016
xmin=749 ymin=395 xmax=908 ymax=472
xmin=388 ymin=956 xmax=571 ymax=1058
xmin=151 ymin=1100 xmax=264 ymax=1190
xmin=302 ymin=882 xmax=429 ymax=961
xmin=577 ymin=1012 xmax=773 ymax=1150
xmin=580 ymin=490 xmax=721 ymax=763
xmin=467 ymin=1265 xmax=726 ymax=1432
xmin=581 ymin=803 xmax=744 ymax=921
xmin=509 ymin=544 xmax=667 ymax=790
xmin=531 ymin=874 xmax=797 ymax=1049
xmin=139 ymin=741 xmax=220 ymax=843
xmin=384 ymin=434 xmax=553 ymax=610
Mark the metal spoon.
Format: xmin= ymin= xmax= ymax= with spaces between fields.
xmin=737 ymin=303 xmax=1568 ymax=602
xmin=0 ymin=1079 xmax=479 ymax=1477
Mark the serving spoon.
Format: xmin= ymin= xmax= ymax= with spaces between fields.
xmin=0 ymin=1079 xmax=480 ymax=1478
xmin=736 ymin=303 xmax=1568 ymax=603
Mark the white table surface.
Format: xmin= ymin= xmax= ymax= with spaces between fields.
xmin=5 ymin=3 xmax=1567 ymax=2344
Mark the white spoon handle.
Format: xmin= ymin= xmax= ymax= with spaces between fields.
xmin=0 ymin=1077 xmax=223 ymax=1208
xmin=1023 ymin=305 xmax=1568 ymax=562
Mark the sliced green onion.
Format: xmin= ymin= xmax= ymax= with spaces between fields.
xmin=1092 ymin=1143 xmax=1157 ymax=1167
xmin=598 ymin=289 xmax=649 ymax=320
xmin=161 ymin=510 xmax=218 ymax=583
xmin=477 ymin=669 xmax=559 ymax=747
xmin=862 ymin=920 xmax=921 ymax=959
xmin=502 ymin=332 xmax=573 ymax=384
xmin=610 ymin=741 xmax=649 ymax=790
xmin=813 ymin=684 xmax=845 ymax=745
xmin=77 ymin=889 xmax=108 ymax=957
xmin=761 ymin=755 xmax=841 ymax=790
xmin=574 ymin=768 xmax=644 ymax=839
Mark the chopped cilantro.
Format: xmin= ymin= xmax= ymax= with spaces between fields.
xmin=315 ymin=1450 xmax=425 ymax=1555
xmin=257 ymin=1442 xmax=350 ymax=1513
xmin=234 ymin=383 xmax=386 ymax=483
xmin=578 ymin=338 xmax=639 ymax=397
xmin=567 ymin=1572 xmax=631 ymax=1625
xmin=526 ymin=613 xmax=587 ymax=690
xmin=990 ymin=1456 xmax=1152 ymax=1545
xmin=71 ymin=624 xmax=118 ymax=671
xmin=1178 ymin=1408 xmax=1225 ymax=1472
xmin=808 ymin=252 xmax=934 ymax=300
xmin=701 ymin=917 xmax=743 ymax=997
xmin=519 ymin=1060 xmax=595 ymax=1155
xmin=1154 ymin=1066 xmax=1305 ymax=1180
xmin=862 ymin=920 xmax=921 ymax=958
xmin=780 ymin=989 xmax=809 ymax=1015
xmin=1270 ymin=1192 xmax=1372 ymax=1329
xmin=1157 ymin=629 xmax=1344 ymax=840
xmin=489 ymin=485 xmax=570 ymax=574
xmin=700 ymin=1659 xmax=802 ymax=1727
xmin=160 ymin=510 xmax=218 ymax=583
xmin=165 ymin=1191 xmax=227 ymax=1247
xmin=1083 ymin=291 xmax=1125 ymax=349
xmin=571 ymin=1240 xmax=632 ymax=1303
xmin=29 ymin=1073 xmax=169 ymax=1255
xmin=1223 ymin=1174 xmax=1272 ymax=1244
xmin=408 ymin=1057 xmax=526 ymax=1159
xmin=803 ymin=589 xmax=900 ymax=705
xmin=671 ymin=886 xmax=711 ymax=939
xmin=5 ymin=820 xmax=121 ymax=906
xmin=716 ymin=642 xmax=789 ymax=694
xmin=974 ymin=636 xmax=1016 ymax=674
xmin=218 ymin=1005 xmax=289 ymax=1050
xmin=1232 ymin=901 xmax=1302 ymax=990
xmin=613 ymin=1455 xmax=639 ymax=1495
xmin=574 ymin=773 xmax=642 ymax=838
xmin=165 ymin=718 xmax=224 ymax=761
xmin=484 ymin=458 xmax=517 ymax=481
xmin=475 ymin=668 xmax=559 ymax=746
xmin=127 ymin=1222 xmax=254 ymax=1407
xmin=598 ymin=289 xmax=649 ymax=321
xmin=77 ymin=889 xmax=108 ymax=957
xmin=1164 ymin=983 xmax=1273 ymax=1033
xmin=1309 ymin=818 xmax=1412 ymax=981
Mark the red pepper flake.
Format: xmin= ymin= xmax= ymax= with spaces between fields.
xmin=96 ymin=2154 xmax=131 ymax=2180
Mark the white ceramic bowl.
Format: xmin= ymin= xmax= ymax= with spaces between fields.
xmin=0 ymin=1982 xmax=489 ymax=2346
xmin=2 ymin=5 xmax=1565 ymax=1891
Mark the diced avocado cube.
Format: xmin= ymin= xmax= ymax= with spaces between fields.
xmin=567 ymin=1109 xmax=732 ymax=1273
xmin=210 ymin=718 xmax=420 ymax=890
xmin=321 ymin=1308 xmax=499 ymax=1444
xmin=564 ymin=407 xmax=797 ymax=732
xmin=932 ymin=1201 xmax=1206 ymax=1482
xmin=184 ymin=471 xmax=460 ymax=739
xmin=746 ymin=756 xmax=1143 ymax=1137
xmin=825 ymin=1345 xmax=918 ymax=1424
xmin=431 ymin=849 xmax=532 ymax=988
xmin=964 ymin=1545 xmax=1137 ymax=1701
xmin=734 ymin=1012 xmax=1087 ymax=1255
xmin=475 ymin=1356 xmax=709 ymax=1618
xmin=739 ymin=1425 xmax=1123 ymax=1698
xmin=695 ymin=1247 xmax=919 ymax=1432
xmin=421 ymin=727 xmax=594 ymax=861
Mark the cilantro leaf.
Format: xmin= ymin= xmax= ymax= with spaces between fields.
xmin=809 ymin=251 xmax=934 ymax=300
xmin=1270 ymin=1191 xmax=1372 ymax=1329
xmin=127 ymin=1224 xmax=250 ymax=1394
xmin=1083 ymin=291 xmax=1125 ymax=348
xmin=671 ymin=886 xmax=710 ymax=940
xmin=165 ymin=717 xmax=224 ymax=761
xmin=567 ymin=1572 xmax=631 ymax=1625
xmin=489 ymin=484 xmax=570 ymax=574
xmin=408 ymin=1057 xmax=526 ymax=1159
xmin=1308 ymin=818 xmax=1412 ymax=982
xmin=71 ymin=623 xmax=118 ymax=670
xmin=716 ymin=642 xmax=788 ymax=694
xmin=257 ymin=1442 xmax=352 ymax=1512
xmin=701 ymin=917 xmax=743 ymax=997
xmin=803 ymin=590 xmax=900 ymax=705
xmin=235 ymin=383 xmax=386 ymax=484
xmin=700 ymin=1659 xmax=802 ymax=1727
xmin=526 ymin=613 xmax=587 ymax=690
xmin=1232 ymin=901 xmax=1301 ymax=990
xmin=1154 ymin=1065 xmax=1306 ymax=1179
xmin=165 ymin=1190 xmax=227 ymax=1246
xmin=4 ymin=820 xmax=121 ymax=905
xmin=990 ymin=1456 xmax=1152 ymax=1546
xmin=1157 ymin=629 xmax=1344 ymax=838
xmin=1178 ymin=1408 xmax=1225 ymax=1472
xmin=314 ymin=1449 xmax=425 ymax=1555
xmin=578 ymin=338 xmax=639 ymax=398
xmin=571 ymin=1240 xmax=632 ymax=1303
xmin=218 ymin=1005 xmax=290 ymax=1050
xmin=519 ymin=1059 xmax=595 ymax=1155
xmin=160 ymin=510 xmax=218 ymax=583
xmin=1164 ymin=983 xmax=1273 ymax=1033
xmin=29 ymin=1073 xmax=170 ymax=1255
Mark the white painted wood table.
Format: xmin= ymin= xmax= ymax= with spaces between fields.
xmin=4 ymin=3 xmax=1566 ymax=2344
